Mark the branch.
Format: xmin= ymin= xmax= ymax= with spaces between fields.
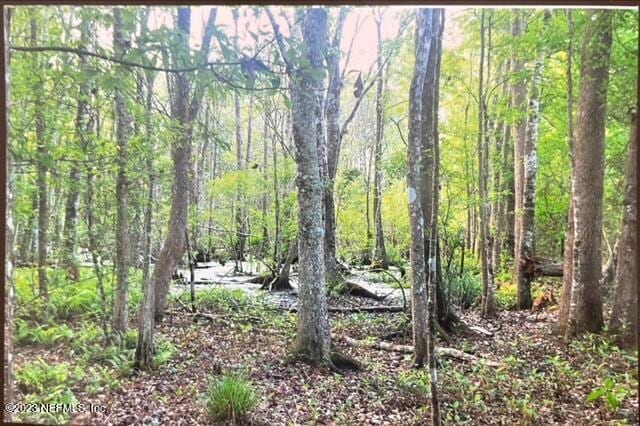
xmin=11 ymin=45 xmax=241 ymax=73
xmin=265 ymin=8 xmax=292 ymax=74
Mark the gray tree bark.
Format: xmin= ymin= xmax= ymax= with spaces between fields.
xmin=516 ymin=12 xmax=548 ymax=310
xmin=408 ymin=8 xmax=433 ymax=367
xmin=4 ymin=8 xmax=15 ymax=417
xmin=113 ymin=7 xmax=134 ymax=337
xmin=278 ymin=8 xmax=333 ymax=365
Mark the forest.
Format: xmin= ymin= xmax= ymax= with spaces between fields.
xmin=3 ymin=5 xmax=638 ymax=425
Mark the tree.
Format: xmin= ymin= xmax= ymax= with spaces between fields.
xmin=561 ymin=10 xmax=613 ymax=337
xmin=608 ymin=112 xmax=637 ymax=348
xmin=515 ymin=11 xmax=548 ymax=310
xmin=271 ymin=7 xmax=333 ymax=366
xmin=4 ymin=7 xmax=15 ymax=419
xmin=31 ymin=14 xmax=49 ymax=312
xmin=137 ymin=6 xmax=217 ymax=369
xmin=371 ymin=9 xmax=389 ymax=270
xmin=113 ymin=6 xmax=134 ymax=338
xmin=407 ymin=7 xmax=433 ymax=367
xmin=476 ymin=10 xmax=497 ymax=318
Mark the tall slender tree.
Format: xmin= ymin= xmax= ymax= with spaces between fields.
xmin=407 ymin=7 xmax=433 ymax=367
xmin=372 ymin=9 xmax=389 ymax=270
xmin=137 ymin=6 xmax=217 ymax=369
xmin=113 ymin=7 xmax=134 ymax=337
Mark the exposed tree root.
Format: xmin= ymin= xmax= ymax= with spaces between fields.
xmin=334 ymin=334 xmax=502 ymax=367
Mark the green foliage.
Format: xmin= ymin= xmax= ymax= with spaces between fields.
xmin=194 ymin=288 xmax=251 ymax=311
xmin=15 ymin=320 xmax=74 ymax=346
xmin=205 ymin=372 xmax=258 ymax=423
xmin=445 ymin=269 xmax=482 ymax=309
xmin=495 ymin=283 xmax=518 ymax=310
xmin=398 ymin=370 xmax=431 ymax=400
xmin=587 ymin=376 xmax=630 ymax=411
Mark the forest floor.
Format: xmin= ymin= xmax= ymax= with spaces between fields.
xmin=13 ymin=266 xmax=639 ymax=425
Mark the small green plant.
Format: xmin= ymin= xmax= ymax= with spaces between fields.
xmin=15 ymin=359 xmax=74 ymax=394
xmin=446 ymin=270 xmax=482 ymax=309
xmin=587 ymin=376 xmax=630 ymax=411
xmin=398 ymin=370 xmax=431 ymax=400
xmin=154 ymin=336 xmax=177 ymax=367
xmin=205 ymin=372 xmax=258 ymax=424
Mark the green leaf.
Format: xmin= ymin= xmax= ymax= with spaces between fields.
xmin=587 ymin=388 xmax=605 ymax=402
xmin=606 ymin=393 xmax=620 ymax=410
xmin=604 ymin=377 xmax=614 ymax=389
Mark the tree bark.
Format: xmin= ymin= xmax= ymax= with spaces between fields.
xmin=564 ymin=10 xmax=612 ymax=337
xmin=4 ymin=8 xmax=15 ymax=416
xmin=516 ymin=12 xmax=547 ymax=310
xmin=113 ymin=7 xmax=134 ymax=337
xmin=408 ymin=8 xmax=433 ymax=367
xmin=511 ymin=11 xmax=527 ymax=266
xmin=608 ymin=113 xmax=637 ymax=348
xmin=290 ymin=8 xmax=333 ymax=365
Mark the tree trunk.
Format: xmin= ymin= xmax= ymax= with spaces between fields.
xmin=564 ymin=10 xmax=612 ymax=338
xmin=233 ymin=8 xmax=247 ymax=269
xmin=516 ymin=13 xmax=547 ymax=310
xmin=137 ymin=7 xmax=217 ymax=369
xmin=322 ymin=7 xmax=348 ymax=283
xmin=477 ymin=10 xmax=496 ymax=318
xmin=408 ymin=8 xmax=433 ymax=367
xmin=511 ymin=11 xmax=527 ymax=266
xmin=30 ymin=17 xmax=49 ymax=312
xmin=113 ymin=7 xmax=133 ymax=337
xmin=4 ymin=8 xmax=15 ymax=417
xmin=608 ymin=113 xmax=637 ymax=348
xmin=286 ymin=8 xmax=333 ymax=365
xmin=62 ymin=19 xmax=90 ymax=282
xmin=558 ymin=10 xmax=575 ymax=333
xmin=372 ymin=12 xmax=389 ymax=270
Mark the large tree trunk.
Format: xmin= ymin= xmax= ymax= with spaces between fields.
xmin=608 ymin=113 xmax=637 ymax=348
xmin=372 ymin=12 xmax=389 ymax=270
xmin=31 ymin=16 xmax=49 ymax=311
xmin=564 ymin=10 xmax=612 ymax=337
xmin=113 ymin=7 xmax=133 ymax=337
xmin=426 ymin=10 xmax=444 ymax=425
xmin=286 ymin=8 xmax=333 ymax=365
xmin=516 ymin=12 xmax=547 ymax=310
xmin=408 ymin=8 xmax=433 ymax=367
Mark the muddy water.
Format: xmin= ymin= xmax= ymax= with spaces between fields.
xmin=170 ymin=261 xmax=406 ymax=308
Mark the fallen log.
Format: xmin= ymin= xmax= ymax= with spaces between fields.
xmin=282 ymin=305 xmax=406 ymax=314
xmin=342 ymin=281 xmax=386 ymax=301
xmin=334 ymin=334 xmax=501 ymax=367
xmin=535 ymin=262 xmax=563 ymax=277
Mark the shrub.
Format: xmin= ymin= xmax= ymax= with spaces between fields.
xmin=205 ymin=372 xmax=258 ymax=424
xmin=446 ymin=270 xmax=482 ymax=309
xmin=496 ymin=283 xmax=518 ymax=310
